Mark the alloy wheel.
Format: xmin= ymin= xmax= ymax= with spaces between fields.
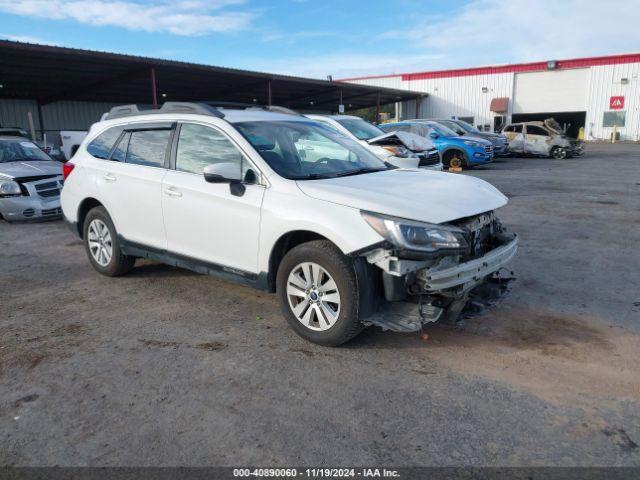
xmin=87 ymin=219 xmax=113 ymax=267
xmin=286 ymin=262 xmax=341 ymax=331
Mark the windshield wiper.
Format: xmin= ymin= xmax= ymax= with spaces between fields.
xmin=290 ymin=173 xmax=335 ymax=180
xmin=334 ymin=167 xmax=389 ymax=178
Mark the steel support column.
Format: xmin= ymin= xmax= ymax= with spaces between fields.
xmin=151 ymin=68 xmax=158 ymax=109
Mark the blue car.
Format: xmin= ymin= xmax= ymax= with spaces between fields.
xmin=379 ymin=120 xmax=494 ymax=167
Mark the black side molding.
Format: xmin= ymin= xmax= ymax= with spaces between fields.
xmin=119 ymin=236 xmax=269 ymax=291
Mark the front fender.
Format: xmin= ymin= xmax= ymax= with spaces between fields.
xmin=257 ymin=187 xmax=383 ymax=272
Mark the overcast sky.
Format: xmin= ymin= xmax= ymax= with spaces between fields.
xmin=1 ymin=0 xmax=639 ymax=79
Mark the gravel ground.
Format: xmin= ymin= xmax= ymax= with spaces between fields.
xmin=1 ymin=143 xmax=639 ymax=467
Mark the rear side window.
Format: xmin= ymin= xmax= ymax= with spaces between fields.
xmin=125 ymin=129 xmax=172 ymax=167
xmin=86 ymin=126 xmax=124 ymax=159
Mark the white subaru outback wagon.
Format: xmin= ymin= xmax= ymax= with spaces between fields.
xmin=61 ymin=102 xmax=518 ymax=346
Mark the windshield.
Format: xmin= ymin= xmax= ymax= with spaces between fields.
xmin=335 ymin=118 xmax=384 ymax=140
xmin=0 ymin=139 xmax=52 ymax=163
xmin=234 ymin=121 xmax=390 ymax=180
xmin=438 ymin=120 xmax=471 ymax=136
xmin=428 ymin=123 xmax=458 ymax=137
xmin=454 ymin=120 xmax=480 ymax=134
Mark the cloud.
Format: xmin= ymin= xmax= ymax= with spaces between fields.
xmin=382 ymin=0 xmax=640 ymax=70
xmin=245 ymin=52 xmax=446 ymax=80
xmin=0 ymin=0 xmax=256 ymax=36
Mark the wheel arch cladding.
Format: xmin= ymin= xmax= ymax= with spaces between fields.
xmin=77 ymin=197 xmax=104 ymax=239
xmin=267 ymin=230 xmax=332 ymax=293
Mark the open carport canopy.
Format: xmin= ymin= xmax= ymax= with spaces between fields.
xmin=0 ymin=40 xmax=418 ymax=111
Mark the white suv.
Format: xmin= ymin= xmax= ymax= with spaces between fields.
xmin=61 ymin=102 xmax=517 ymax=346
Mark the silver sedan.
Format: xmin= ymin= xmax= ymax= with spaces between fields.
xmin=0 ymin=136 xmax=64 ymax=222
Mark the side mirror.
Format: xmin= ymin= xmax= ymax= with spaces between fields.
xmin=203 ymin=162 xmax=242 ymax=184
xmin=429 ymin=131 xmax=439 ymax=139
xmin=203 ymin=162 xmax=245 ymax=197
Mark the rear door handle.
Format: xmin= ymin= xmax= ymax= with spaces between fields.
xmin=164 ymin=187 xmax=183 ymax=198
xmin=103 ymin=173 xmax=116 ymax=182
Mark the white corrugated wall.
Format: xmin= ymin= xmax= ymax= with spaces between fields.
xmin=346 ymin=72 xmax=513 ymax=128
xmin=585 ymin=63 xmax=640 ymax=141
xmin=344 ymin=62 xmax=640 ymax=140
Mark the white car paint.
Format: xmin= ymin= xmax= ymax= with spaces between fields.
xmin=62 ymin=111 xmax=505 ymax=273
xmin=305 ymin=114 xmax=442 ymax=171
xmin=296 ymin=168 xmax=507 ymax=225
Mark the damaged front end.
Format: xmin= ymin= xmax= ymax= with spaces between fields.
xmin=358 ymin=211 xmax=518 ymax=332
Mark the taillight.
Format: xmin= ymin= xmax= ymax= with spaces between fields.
xmin=62 ymin=162 xmax=75 ymax=180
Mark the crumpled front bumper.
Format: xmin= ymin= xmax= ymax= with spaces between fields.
xmin=362 ymin=234 xmax=518 ymax=332
xmin=417 ymin=236 xmax=518 ymax=291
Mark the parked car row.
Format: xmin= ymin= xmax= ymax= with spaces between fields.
xmin=377 ymin=117 xmax=585 ymax=164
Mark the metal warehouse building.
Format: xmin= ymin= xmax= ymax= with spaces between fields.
xmin=342 ymin=53 xmax=640 ymax=141
xmin=0 ymin=40 xmax=415 ymax=148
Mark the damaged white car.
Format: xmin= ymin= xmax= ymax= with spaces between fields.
xmin=306 ymin=114 xmax=442 ymax=171
xmin=61 ymin=102 xmax=517 ymax=346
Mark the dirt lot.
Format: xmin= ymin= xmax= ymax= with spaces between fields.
xmin=1 ymin=143 xmax=639 ymax=466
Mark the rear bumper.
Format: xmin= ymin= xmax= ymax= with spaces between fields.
xmin=0 ymin=196 xmax=62 ymax=221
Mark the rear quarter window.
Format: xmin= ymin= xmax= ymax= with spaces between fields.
xmin=86 ymin=126 xmax=125 ymax=159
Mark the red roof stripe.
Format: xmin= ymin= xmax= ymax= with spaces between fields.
xmin=338 ymin=53 xmax=640 ymax=83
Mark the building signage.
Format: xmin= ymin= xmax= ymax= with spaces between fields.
xmin=609 ymin=96 xmax=625 ymax=109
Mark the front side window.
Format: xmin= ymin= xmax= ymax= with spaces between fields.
xmin=176 ymin=123 xmax=242 ymax=173
xmin=234 ymin=120 xmax=388 ymax=180
xmin=512 ymin=124 xmax=523 ymax=133
xmin=526 ymin=125 xmax=549 ymax=136
xmin=87 ymin=126 xmax=124 ymax=159
xmin=125 ymin=129 xmax=171 ymax=167
xmin=335 ymin=118 xmax=384 ymax=140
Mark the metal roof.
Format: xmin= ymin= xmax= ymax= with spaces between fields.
xmin=0 ymin=40 xmax=419 ymax=110
xmin=340 ymin=52 xmax=640 ymax=82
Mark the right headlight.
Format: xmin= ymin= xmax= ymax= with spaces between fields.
xmin=361 ymin=211 xmax=468 ymax=254
xmin=381 ymin=145 xmax=411 ymax=158
xmin=0 ymin=180 xmax=22 ymax=197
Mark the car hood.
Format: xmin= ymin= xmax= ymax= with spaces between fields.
xmin=453 ymin=135 xmax=491 ymax=145
xmin=296 ymin=169 xmax=508 ymax=224
xmin=367 ymin=131 xmax=435 ymax=152
xmin=0 ymin=160 xmax=62 ymax=179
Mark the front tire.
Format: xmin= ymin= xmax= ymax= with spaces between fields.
xmin=83 ymin=206 xmax=135 ymax=276
xmin=276 ymin=240 xmax=363 ymax=346
xmin=551 ymin=146 xmax=568 ymax=159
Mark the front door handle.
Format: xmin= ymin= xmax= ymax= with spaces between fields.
xmin=164 ymin=187 xmax=182 ymax=198
xmin=103 ymin=173 xmax=116 ymax=182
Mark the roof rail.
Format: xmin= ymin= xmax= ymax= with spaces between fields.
xmin=201 ymin=101 xmax=303 ymax=116
xmin=101 ymin=104 xmax=153 ymax=120
xmin=101 ymin=101 xmax=301 ymax=121
xmin=102 ymin=102 xmax=226 ymax=121
xmin=160 ymin=102 xmax=225 ymax=118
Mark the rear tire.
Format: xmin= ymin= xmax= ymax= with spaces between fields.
xmin=83 ymin=206 xmax=135 ymax=277
xmin=276 ymin=240 xmax=363 ymax=346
